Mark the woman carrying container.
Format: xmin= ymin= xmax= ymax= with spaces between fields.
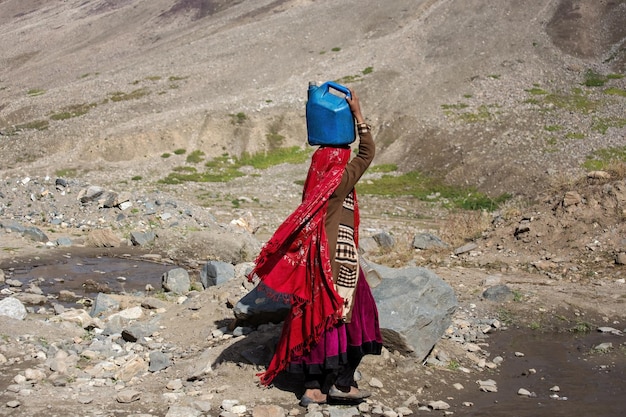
xmin=248 ymin=85 xmax=383 ymax=406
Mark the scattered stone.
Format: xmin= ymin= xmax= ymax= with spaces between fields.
xmin=477 ymin=379 xmax=498 ymax=392
xmin=597 ymin=327 xmax=623 ymax=336
xmin=514 ymin=351 xmax=525 ymax=357
xmin=6 ymin=400 xmax=20 ymax=408
xmin=165 ymin=406 xmax=202 ymax=417
xmin=162 ymin=268 xmax=191 ymax=295
xmin=428 ymin=400 xmax=450 ymax=410
xmin=412 ymin=233 xmax=448 ymax=250
xmin=593 ymin=342 xmax=613 ymax=351
xmin=0 ymin=297 xmax=27 ymax=320
xmin=252 ymin=404 xmax=286 ymax=417
xmin=454 ymin=242 xmax=477 ymax=255
xmin=518 ymin=388 xmax=536 ymax=397
xmin=116 ymin=389 xmax=141 ymax=403
xmin=482 ymin=285 xmax=514 ymax=302
xmin=369 ymin=377 xmax=383 ymax=388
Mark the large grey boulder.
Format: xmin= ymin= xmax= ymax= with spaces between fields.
xmin=372 ymin=264 xmax=457 ymax=360
xmin=233 ymin=283 xmax=291 ymax=326
xmin=235 ymin=263 xmax=457 ymax=361
xmin=200 ymin=261 xmax=235 ymax=288
xmin=161 ymin=268 xmax=190 ymax=294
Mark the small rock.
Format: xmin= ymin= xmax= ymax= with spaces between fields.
xmin=369 ymin=377 xmax=384 ymax=388
xmin=518 ymin=388 xmax=536 ymax=397
xmin=428 ymin=400 xmax=450 ymax=410
xmin=116 ymin=389 xmax=141 ymax=403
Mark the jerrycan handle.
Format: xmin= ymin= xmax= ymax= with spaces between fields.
xmin=324 ymin=81 xmax=351 ymax=99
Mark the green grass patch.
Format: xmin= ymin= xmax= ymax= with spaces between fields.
xmin=161 ymin=153 xmax=171 ymax=158
xmin=570 ymin=321 xmax=593 ymax=333
xmin=544 ymin=91 xmax=599 ymax=113
xmin=13 ymin=119 xmax=49 ymax=132
xmin=544 ymin=124 xmax=563 ymax=132
xmin=49 ymin=103 xmax=97 ymax=121
xmin=160 ymin=147 xmax=310 ymax=184
xmin=239 ymin=146 xmax=309 ymax=169
xmin=604 ymin=87 xmax=626 ymax=97
xmin=458 ymin=104 xmax=493 ymax=123
xmin=109 ymin=88 xmax=150 ymax=102
xmin=583 ymin=69 xmax=607 ymax=87
xmin=335 ymin=67 xmax=375 ymax=84
xmin=131 ymin=175 xmax=142 ymax=181
xmin=583 ymin=146 xmax=626 ymax=171
xmin=357 ymin=170 xmax=510 ymax=210
xmin=441 ymin=103 xmax=469 ymax=110
xmin=331 ymin=47 xmax=341 ymax=52
xmin=525 ymin=87 xmax=549 ymax=95
xmin=55 ymin=168 xmax=79 ymax=178
xmin=186 ymin=150 xmax=206 ymax=164
xmin=369 ymin=164 xmax=398 ymax=173
xmin=172 ymin=166 xmax=197 ymax=172
xmin=565 ymin=132 xmax=585 ymax=140
xmin=173 ymin=148 xmax=186 ymax=155
xmin=27 ymin=88 xmax=45 ymax=97
xmin=168 ymin=75 xmax=188 ymax=81
xmin=591 ymin=117 xmax=626 ymax=134
xmin=230 ymin=112 xmax=247 ymax=124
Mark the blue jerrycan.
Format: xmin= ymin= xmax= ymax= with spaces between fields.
xmin=306 ymin=81 xmax=356 ymax=146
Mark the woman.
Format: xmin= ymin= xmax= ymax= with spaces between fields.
xmin=249 ymin=87 xmax=383 ymax=406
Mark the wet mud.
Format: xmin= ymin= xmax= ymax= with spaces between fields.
xmin=1 ymin=251 xmax=177 ymax=308
xmin=457 ymin=327 xmax=626 ymax=417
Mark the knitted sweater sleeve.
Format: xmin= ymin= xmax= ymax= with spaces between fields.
xmin=333 ymin=130 xmax=375 ymax=198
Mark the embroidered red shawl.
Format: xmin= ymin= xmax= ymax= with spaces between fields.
xmin=249 ymin=146 xmax=352 ymax=385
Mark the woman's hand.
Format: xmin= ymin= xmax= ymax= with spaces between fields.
xmin=346 ymin=88 xmax=365 ymax=124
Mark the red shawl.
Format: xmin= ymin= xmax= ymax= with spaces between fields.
xmin=249 ymin=146 xmax=352 ymax=385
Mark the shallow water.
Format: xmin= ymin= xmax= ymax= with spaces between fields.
xmin=457 ymin=327 xmax=626 ymax=417
xmin=3 ymin=253 xmax=176 ymax=307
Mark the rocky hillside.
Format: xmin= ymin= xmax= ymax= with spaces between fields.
xmin=1 ymin=0 xmax=625 ymax=199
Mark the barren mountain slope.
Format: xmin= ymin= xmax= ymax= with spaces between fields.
xmin=0 ymin=0 xmax=624 ymax=198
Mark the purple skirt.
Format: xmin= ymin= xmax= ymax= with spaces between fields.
xmin=287 ymin=270 xmax=383 ymax=375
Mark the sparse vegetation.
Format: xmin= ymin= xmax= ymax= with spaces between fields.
xmin=604 ymin=87 xmax=626 ymax=97
xmin=159 ymin=147 xmax=310 ymax=184
xmin=55 ymin=168 xmax=79 ymax=178
xmin=12 ymin=120 xmax=49 ymax=132
xmin=161 ymin=153 xmax=172 ymax=158
xmin=583 ymin=146 xmax=626 ymax=171
xmin=591 ymin=117 xmax=626 ymax=135
xmin=335 ymin=67 xmax=375 ymax=84
xmin=27 ymin=88 xmax=45 ymax=96
xmin=49 ymin=103 xmax=97 ymax=121
xmin=358 ymin=170 xmax=510 ymax=210
xmin=186 ymin=150 xmax=206 ymax=164
xmin=230 ymin=112 xmax=247 ymax=124
xmin=369 ymin=164 xmax=398 ymax=173
xmin=239 ymin=146 xmax=309 ymax=169
xmin=583 ymin=69 xmax=607 ymax=87
xmin=109 ymin=88 xmax=150 ymax=102
xmin=131 ymin=175 xmax=142 ymax=181
xmin=173 ymin=148 xmax=186 ymax=155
